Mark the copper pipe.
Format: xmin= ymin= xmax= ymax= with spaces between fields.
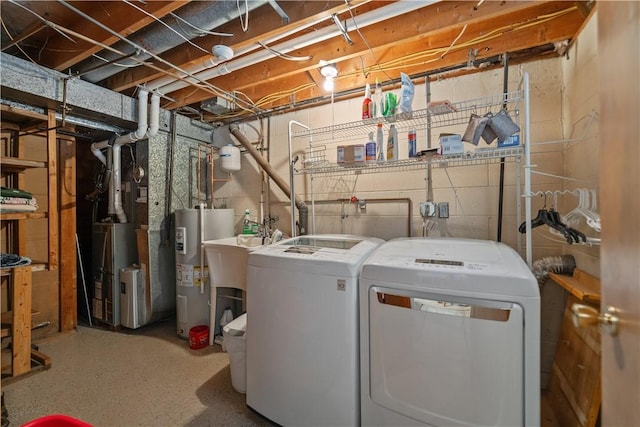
xmin=305 ymin=197 xmax=413 ymax=237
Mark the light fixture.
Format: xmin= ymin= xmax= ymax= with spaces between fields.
xmin=320 ymin=63 xmax=338 ymax=92
xmin=211 ymin=45 xmax=234 ymax=62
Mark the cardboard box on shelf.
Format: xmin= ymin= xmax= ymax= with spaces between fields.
xmin=439 ymin=134 xmax=464 ymax=155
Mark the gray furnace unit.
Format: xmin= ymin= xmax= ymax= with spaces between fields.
xmin=92 ymin=223 xmax=137 ymax=326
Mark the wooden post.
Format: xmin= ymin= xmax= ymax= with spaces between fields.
xmin=59 ymin=135 xmax=77 ymax=331
xmin=11 ymin=266 xmax=32 ymax=376
xmin=47 ymin=109 xmax=59 ymax=270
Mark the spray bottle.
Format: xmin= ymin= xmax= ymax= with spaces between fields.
xmin=362 ymin=83 xmax=372 ymax=120
xmin=386 ymin=124 xmax=398 ymax=161
xmin=366 ymin=132 xmax=376 ymax=164
xmin=372 ymin=79 xmax=382 ymax=119
xmin=242 ymin=209 xmax=252 ymax=234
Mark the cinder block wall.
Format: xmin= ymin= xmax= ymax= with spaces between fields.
xmin=214 ymin=15 xmax=600 ymax=271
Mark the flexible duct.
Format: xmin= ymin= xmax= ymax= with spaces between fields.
xmin=531 ymin=255 xmax=576 ymax=286
xmin=153 ymin=1 xmax=435 ymax=95
xmin=229 ymin=123 xmax=308 ymax=235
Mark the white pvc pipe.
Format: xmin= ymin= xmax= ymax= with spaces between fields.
xmin=111 ymin=142 xmax=126 ymax=222
xmin=199 ymin=203 xmax=205 ymax=295
xmin=99 ymin=89 xmax=151 ymax=222
xmin=133 ymin=89 xmax=149 ymax=140
xmin=147 ymin=2 xmax=369 ymax=92
xmin=147 ymin=92 xmax=160 ymax=137
xmin=90 ymin=142 xmax=108 ymax=165
xmin=154 ymin=1 xmax=435 ymax=95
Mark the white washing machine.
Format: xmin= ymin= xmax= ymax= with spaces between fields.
xmin=246 ymin=234 xmax=383 ymax=426
xmin=360 ymin=237 xmax=540 ymax=427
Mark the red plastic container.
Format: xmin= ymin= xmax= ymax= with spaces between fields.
xmin=22 ymin=414 xmax=93 ymax=427
xmin=189 ymin=325 xmax=209 ymax=349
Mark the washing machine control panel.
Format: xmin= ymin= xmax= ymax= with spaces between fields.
xmin=415 ymin=258 xmax=463 ymax=267
xmin=381 ymin=256 xmax=490 ymax=272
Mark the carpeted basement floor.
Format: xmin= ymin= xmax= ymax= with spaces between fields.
xmin=2 ymin=319 xmax=274 ymax=427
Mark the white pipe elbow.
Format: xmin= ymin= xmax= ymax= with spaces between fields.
xmin=91 ymin=143 xmax=108 ymax=165
xmin=133 ymin=89 xmax=149 ymax=141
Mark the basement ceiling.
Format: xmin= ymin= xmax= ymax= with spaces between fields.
xmin=1 ymin=1 xmax=592 ymax=125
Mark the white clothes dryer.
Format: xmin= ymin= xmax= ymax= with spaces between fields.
xmin=246 ymin=234 xmax=383 ymax=426
xmin=360 ymin=237 xmax=540 ymax=427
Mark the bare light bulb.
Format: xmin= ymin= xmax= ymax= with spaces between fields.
xmin=323 ymin=77 xmax=334 ymax=92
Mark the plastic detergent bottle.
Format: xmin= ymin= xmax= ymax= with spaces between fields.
xmin=376 ymin=123 xmax=385 ymax=162
xmin=362 ymin=83 xmax=372 ymax=120
xmin=242 ymin=209 xmax=252 ymax=234
xmin=365 ymin=132 xmax=376 ymax=164
xmin=408 ymin=129 xmax=417 ymax=158
xmin=386 ymin=124 xmax=398 ymax=161
xmin=220 ymin=306 xmax=234 ymax=333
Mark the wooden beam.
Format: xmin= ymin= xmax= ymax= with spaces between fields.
xmin=59 ymin=137 xmax=77 ymax=331
xmin=0 ymin=104 xmax=47 ymax=121
xmin=45 ymin=1 xmax=187 ymax=71
xmin=164 ymin=2 xmax=584 ymax=110
xmin=47 ymin=110 xmax=58 ymax=271
xmin=104 ymin=1 xmax=362 ymax=92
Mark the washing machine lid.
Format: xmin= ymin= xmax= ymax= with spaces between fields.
xmin=249 ymin=234 xmax=384 ymax=276
xmin=361 ymin=237 xmax=538 ymax=298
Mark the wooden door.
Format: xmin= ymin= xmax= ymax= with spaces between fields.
xmin=598 ymin=2 xmax=640 ymax=426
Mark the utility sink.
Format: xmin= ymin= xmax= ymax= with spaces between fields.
xmin=202 ymin=237 xmax=263 ymax=288
xmin=236 ymin=234 xmax=264 ymax=247
xmin=203 ymin=236 xmax=265 ymax=345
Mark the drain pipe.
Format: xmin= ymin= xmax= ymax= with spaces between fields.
xmin=229 ymin=123 xmax=308 ymax=235
xmin=112 ymin=90 xmax=151 ymax=222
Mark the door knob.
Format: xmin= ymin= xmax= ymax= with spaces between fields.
xmin=571 ymin=303 xmax=619 ymax=336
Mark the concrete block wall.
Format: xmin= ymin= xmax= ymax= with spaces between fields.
xmin=214 ymin=59 xmax=566 ymax=258
xmin=211 ymin=15 xmax=600 ymax=278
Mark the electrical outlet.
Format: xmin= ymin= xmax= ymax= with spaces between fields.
xmin=438 ymin=202 xmax=450 ymax=218
xmin=419 ymin=201 xmax=436 ymax=218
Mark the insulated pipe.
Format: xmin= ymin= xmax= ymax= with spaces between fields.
xmin=229 ymin=123 xmax=308 ymax=236
xmin=154 ymin=1 xmax=435 ymax=94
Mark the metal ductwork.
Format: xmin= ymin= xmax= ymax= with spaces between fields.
xmin=150 ymin=1 xmax=436 ymax=95
xmin=74 ymin=1 xmax=268 ymax=83
xmin=229 ymin=124 xmax=308 ymax=236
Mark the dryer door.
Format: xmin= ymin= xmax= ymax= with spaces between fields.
xmin=367 ymin=287 xmax=524 ymax=426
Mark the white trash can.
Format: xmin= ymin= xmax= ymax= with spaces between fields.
xmin=222 ymin=313 xmax=247 ymax=393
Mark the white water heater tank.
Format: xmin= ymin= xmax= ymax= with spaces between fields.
xmin=220 ymin=144 xmax=241 ymax=172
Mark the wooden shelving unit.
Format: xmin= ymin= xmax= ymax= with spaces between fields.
xmin=1 ymin=104 xmax=58 ymax=380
